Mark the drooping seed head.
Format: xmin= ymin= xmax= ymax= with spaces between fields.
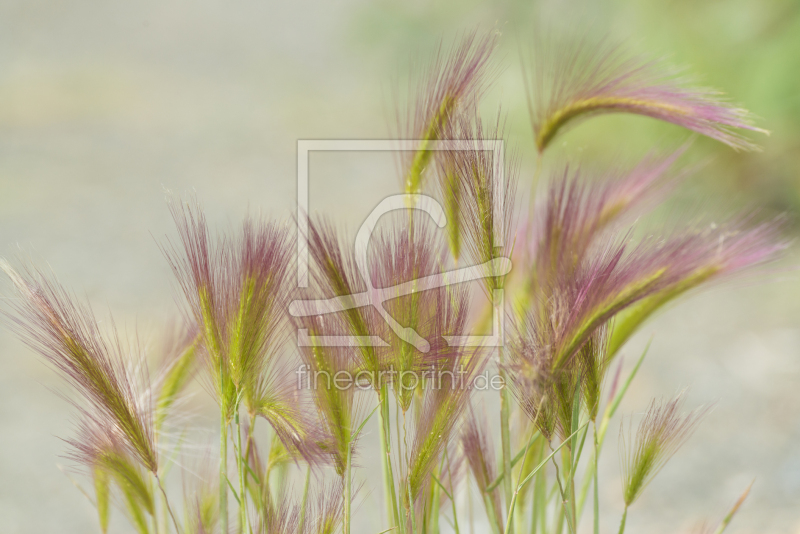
xmin=253 ymin=354 xmax=331 ymax=469
xmin=437 ymin=107 xmax=519 ymax=295
xmin=525 ymin=148 xmax=686 ymax=293
xmin=620 ymin=392 xmax=710 ymax=506
xmin=182 ymin=449 xmax=220 ymax=534
xmin=153 ymin=321 xmax=199 ymax=430
xmin=368 ymin=212 xmax=471 ymax=410
xmin=162 ymin=199 xmax=236 ymax=417
xmin=461 ymin=405 xmax=504 ymax=526
xmin=405 ymin=341 xmax=487 ymax=513
xmin=506 ymin=227 xmax=702 ymax=437
xmin=306 ymin=482 xmax=345 ymax=534
xmin=304 ymin=217 xmax=384 ymax=379
xmin=294 ymin=322 xmax=360 ymax=474
xmin=228 ymin=217 xmax=295 ymax=402
xmin=1 ymin=261 xmax=158 ymax=474
xmin=396 ymin=30 xmax=500 ymax=195
xmin=68 ymin=414 xmax=156 ymax=528
xmin=607 ymin=215 xmax=787 ymax=358
xmin=163 ymin=198 xmax=297 ymax=429
xmin=526 ymin=34 xmax=767 ymax=153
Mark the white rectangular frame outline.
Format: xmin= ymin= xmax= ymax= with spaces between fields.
xmin=296 ymin=138 xmax=506 ymax=348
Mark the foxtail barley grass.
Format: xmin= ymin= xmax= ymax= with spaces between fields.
xmin=1 ymin=26 xmax=787 ymax=534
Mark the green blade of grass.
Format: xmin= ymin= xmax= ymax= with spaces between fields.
xmin=713 ymin=481 xmax=754 ymax=534
xmin=504 ymin=422 xmax=589 ymax=533
xmin=600 ymin=339 xmax=652 ymax=441
xmin=485 ymin=431 xmax=542 ymax=493
xmin=226 ymin=476 xmax=241 ymax=505
xmin=431 ymin=473 xmax=454 ymax=501
xmin=346 ymin=403 xmax=381 ymax=534
xmin=577 ymin=340 xmax=651 ymax=523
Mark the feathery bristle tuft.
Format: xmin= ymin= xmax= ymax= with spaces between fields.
xmin=163 ymin=199 xmax=308 ymax=459
xmin=620 ymin=392 xmax=710 ymax=506
xmin=461 ymin=405 xmax=504 ymax=527
xmin=292 ymin=300 xmax=365 ymax=473
xmin=68 ymin=415 xmax=156 ymax=534
xmin=405 ymin=340 xmax=486 ymax=516
xmin=304 ymin=217 xmax=385 ymax=380
xmin=607 ymin=215 xmax=787 ymax=358
xmin=397 ymin=30 xmax=500 ymax=195
xmin=154 ymin=321 xmax=200 ymax=430
xmin=437 ymin=107 xmax=519 ymax=294
xmin=527 ymin=34 xmax=767 ymax=152
xmin=1 ymin=261 xmax=158 ymax=473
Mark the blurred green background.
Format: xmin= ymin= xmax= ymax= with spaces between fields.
xmin=1 ymin=0 xmax=799 ymax=533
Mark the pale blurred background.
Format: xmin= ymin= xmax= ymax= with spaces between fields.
xmin=1 ymin=0 xmax=800 ymax=533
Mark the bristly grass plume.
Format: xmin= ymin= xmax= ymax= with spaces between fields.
xmin=0 ymin=25 xmax=787 ymax=534
xmin=620 ymin=392 xmax=710 ymax=507
xmin=526 ymin=34 xmax=768 ymax=153
xmin=398 ymin=30 xmax=500 ymax=197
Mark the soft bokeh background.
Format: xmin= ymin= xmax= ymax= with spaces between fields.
xmin=1 ymin=0 xmax=799 ymax=533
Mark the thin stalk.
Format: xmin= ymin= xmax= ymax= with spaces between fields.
xmin=468 ymin=462 xmax=475 ymax=534
xmin=402 ymin=409 xmax=410 ymax=528
xmin=564 ymin=380 xmax=582 ymax=532
xmin=395 ymin=401 xmax=407 ymax=534
xmin=561 ymin=447 xmax=576 ymax=532
xmin=535 ymin=468 xmax=546 ymax=534
xmin=378 ymin=386 xmax=400 ymax=527
xmin=298 ymin=466 xmax=312 ymax=533
xmin=552 ymin=478 xmax=565 ymax=534
xmin=712 ymin=482 xmax=753 ymax=534
xmin=149 ymin=478 xmax=161 ymax=534
xmin=571 ymin=426 xmax=589 ymax=478
xmin=593 ymin=425 xmax=600 ymax=534
xmin=155 ymin=475 xmax=181 ymax=534
xmin=235 ymin=411 xmax=249 ymax=534
xmin=513 ymin=490 xmax=525 ymax=534
xmin=555 ymin=501 xmax=565 ymax=534
xmin=243 ymin=413 xmax=256 ymax=476
xmin=151 ymin=505 xmax=161 ymax=534
xmin=529 ymin=440 xmax=545 ymax=534
xmin=576 ymin=447 xmax=596 ymax=521
xmin=431 ymin=463 xmax=441 ymax=534
xmin=263 ymin=456 xmax=273 ymax=512
xmin=503 ymin=493 xmax=518 ymax=534
xmin=161 ymin=487 xmax=170 ymax=534
xmin=345 ymin=440 xmax=352 ymax=534
xmin=504 ymin=429 xmax=535 ymax=534
xmin=617 ymin=507 xmax=628 ymax=534
xmin=345 ymin=403 xmax=381 ymax=534
xmin=408 ymin=483 xmax=418 ymax=534
xmin=485 ymin=431 xmax=542 ymax=493
xmin=445 ymin=449 xmax=461 ymax=534
xmin=577 ymin=342 xmax=650 ymax=522
xmin=569 ymin=452 xmax=578 ymax=532
xmin=497 ymin=307 xmax=514 ymax=534
xmin=483 ymin=494 xmax=503 ymax=534
xmin=551 ymin=457 xmax=570 ymax=534
xmin=505 ymin=424 xmax=586 ymax=534
xmin=220 ymin=405 xmax=229 ymax=534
